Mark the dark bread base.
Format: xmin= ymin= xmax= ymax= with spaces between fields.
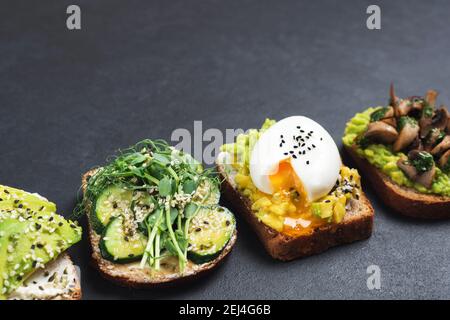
xmin=345 ymin=146 xmax=450 ymax=219
xmin=217 ymin=163 xmax=374 ymax=261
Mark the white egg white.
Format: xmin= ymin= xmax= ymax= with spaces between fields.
xmin=249 ymin=116 xmax=341 ymax=201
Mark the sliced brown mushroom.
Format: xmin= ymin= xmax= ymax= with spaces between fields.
xmin=402 ymin=150 xmax=436 ymax=188
xmin=420 ymin=116 xmax=433 ymax=139
xmin=389 ymin=83 xmax=398 ymax=108
xmin=425 ymin=89 xmax=438 ymax=107
xmin=395 ymin=99 xmax=411 ymax=117
xmin=424 ymin=128 xmax=443 ymax=152
xmin=410 ymin=135 xmax=424 ymax=151
xmin=397 ymin=158 xmax=418 ymax=180
xmin=431 ymin=107 xmax=449 ymax=131
xmin=409 ymin=96 xmax=424 ymax=111
xmin=416 ymin=166 xmax=436 ymax=189
xmin=363 ymin=121 xmax=398 ymax=144
xmin=393 ymin=122 xmax=419 ymax=152
xmin=431 ymin=135 xmax=450 ymax=156
xmin=438 ymin=149 xmax=450 ymax=171
xmin=380 ymin=106 xmax=396 ymax=127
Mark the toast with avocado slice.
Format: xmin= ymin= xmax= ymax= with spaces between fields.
xmin=217 ymin=118 xmax=373 ymax=261
xmin=343 ymin=85 xmax=450 ymax=218
xmin=0 ymin=185 xmax=82 ymax=300
xmin=78 ymin=140 xmax=237 ymax=287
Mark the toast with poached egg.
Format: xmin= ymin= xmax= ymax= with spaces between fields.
xmin=217 ymin=117 xmax=374 ymax=261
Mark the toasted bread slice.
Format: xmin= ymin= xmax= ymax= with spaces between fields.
xmin=345 ymin=146 xmax=450 ymax=219
xmin=82 ymin=170 xmax=237 ymax=288
xmin=8 ymin=254 xmax=81 ymax=300
xmin=216 ymin=158 xmax=374 ymax=261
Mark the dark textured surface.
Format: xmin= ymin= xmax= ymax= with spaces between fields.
xmin=1 ymin=0 xmax=450 ymax=299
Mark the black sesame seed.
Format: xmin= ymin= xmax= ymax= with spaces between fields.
xmin=4 ymin=189 xmax=10 ymax=194
xmin=195 ymin=228 xmax=201 ymax=232
xmin=289 ymin=151 xmax=294 ymax=154
xmin=35 ymin=223 xmax=41 ymax=230
xmin=14 ymin=199 xmax=19 ymax=204
xmin=283 ymin=152 xmax=288 ymax=156
xmin=49 ymin=217 xmax=54 ymax=221
xmin=312 ymin=144 xmax=316 ymax=148
xmin=32 ymin=261 xmax=37 ymax=268
xmin=324 ymin=200 xmax=331 ymax=203
xmin=39 ymin=206 xmax=44 ymax=211
xmin=38 ymin=286 xmax=44 ymax=291
xmin=44 ymin=271 xmax=49 ymax=277
xmin=37 ymin=243 xmax=44 ymax=249
xmin=306 ymin=161 xmax=310 ymax=165
xmin=48 ymin=273 xmax=56 ymax=282
xmin=225 ymin=220 xmax=231 ymax=226
xmin=58 ymin=222 xmax=63 ymax=227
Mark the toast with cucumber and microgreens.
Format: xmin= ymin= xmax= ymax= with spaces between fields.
xmin=217 ymin=117 xmax=373 ymax=261
xmin=343 ymin=85 xmax=450 ymax=218
xmin=77 ymin=140 xmax=237 ymax=287
xmin=0 ymin=185 xmax=82 ymax=300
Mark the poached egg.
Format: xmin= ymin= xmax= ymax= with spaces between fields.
xmin=249 ymin=116 xmax=341 ymax=216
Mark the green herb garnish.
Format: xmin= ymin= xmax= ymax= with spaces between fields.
xmin=370 ymin=107 xmax=389 ymax=122
xmin=397 ymin=116 xmax=418 ymax=131
xmin=411 ymin=151 xmax=435 ymax=173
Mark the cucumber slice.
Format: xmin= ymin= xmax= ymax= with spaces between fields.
xmin=187 ymin=206 xmax=236 ymax=264
xmin=99 ymin=217 xmax=147 ymax=263
xmin=92 ymin=185 xmax=133 ymax=233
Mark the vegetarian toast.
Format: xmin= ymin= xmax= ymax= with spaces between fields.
xmin=0 ymin=185 xmax=82 ymax=300
xmin=80 ymin=140 xmax=237 ymax=288
xmin=343 ymin=85 xmax=450 ymax=219
xmin=217 ymin=161 xmax=373 ymax=261
xmin=217 ymin=117 xmax=374 ymax=261
xmin=345 ymin=146 xmax=450 ymax=219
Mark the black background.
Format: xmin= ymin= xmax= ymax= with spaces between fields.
xmin=1 ymin=0 xmax=450 ymax=299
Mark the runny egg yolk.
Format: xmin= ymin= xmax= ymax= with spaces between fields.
xmin=269 ymin=159 xmax=323 ymax=235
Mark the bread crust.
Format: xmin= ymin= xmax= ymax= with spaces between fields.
xmin=82 ymin=170 xmax=236 ymax=288
xmin=345 ymin=146 xmax=450 ymax=219
xmin=216 ymin=163 xmax=374 ymax=261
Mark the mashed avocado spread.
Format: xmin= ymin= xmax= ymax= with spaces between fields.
xmin=343 ymin=107 xmax=450 ymax=197
xmin=221 ymin=119 xmax=361 ymax=235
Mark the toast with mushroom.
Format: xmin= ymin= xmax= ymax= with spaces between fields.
xmin=78 ymin=140 xmax=237 ymax=287
xmin=343 ymin=85 xmax=450 ymax=218
xmin=218 ymin=117 xmax=373 ymax=261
